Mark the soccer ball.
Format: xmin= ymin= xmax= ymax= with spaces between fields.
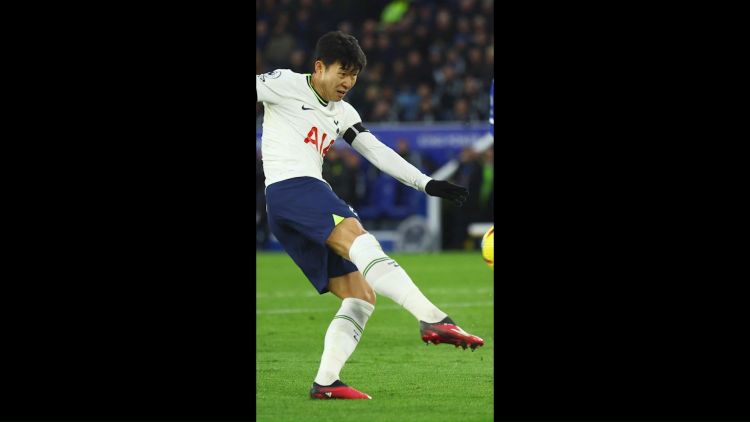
xmin=481 ymin=226 xmax=494 ymax=270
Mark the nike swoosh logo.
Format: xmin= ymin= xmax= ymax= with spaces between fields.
xmin=334 ymin=120 xmax=339 ymax=125
xmin=301 ymin=105 xmax=314 ymax=110
xmin=325 ymin=392 xmax=332 ymax=397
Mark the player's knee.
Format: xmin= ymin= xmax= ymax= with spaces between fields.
xmin=341 ymin=217 xmax=367 ymax=233
xmin=355 ymin=290 xmax=376 ymax=306
xmin=328 ymin=272 xmax=376 ymax=305
xmin=343 ymin=287 xmax=375 ymax=306
xmin=350 ymin=272 xmax=376 ymax=305
xmin=328 ymin=217 xmax=368 ymax=258
xmin=337 ymin=218 xmax=367 ymax=242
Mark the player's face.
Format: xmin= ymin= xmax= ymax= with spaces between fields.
xmin=316 ymin=61 xmax=359 ymax=101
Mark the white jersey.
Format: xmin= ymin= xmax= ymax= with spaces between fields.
xmin=256 ymin=69 xmax=432 ymax=191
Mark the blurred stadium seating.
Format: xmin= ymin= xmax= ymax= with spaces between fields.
xmin=256 ymin=0 xmax=494 ymax=251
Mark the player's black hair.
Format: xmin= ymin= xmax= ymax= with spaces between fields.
xmin=313 ymin=31 xmax=367 ymax=73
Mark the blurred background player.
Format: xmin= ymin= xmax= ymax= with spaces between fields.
xmin=256 ymin=30 xmax=485 ymax=400
xmin=489 ymin=78 xmax=494 ymax=135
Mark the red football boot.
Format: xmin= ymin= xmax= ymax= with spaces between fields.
xmin=310 ymin=380 xmax=372 ymax=400
xmin=420 ymin=316 xmax=485 ymax=350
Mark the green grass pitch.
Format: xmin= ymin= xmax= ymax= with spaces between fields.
xmin=256 ymin=251 xmax=494 ymax=422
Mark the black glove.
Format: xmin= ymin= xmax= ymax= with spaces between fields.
xmin=425 ymin=180 xmax=469 ymax=207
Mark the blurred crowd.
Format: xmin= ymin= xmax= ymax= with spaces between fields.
xmin=256 ymin=0 xmax=494 ymax=124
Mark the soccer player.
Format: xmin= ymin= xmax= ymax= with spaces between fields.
xmin=256 ymin=31 xmax=484 ymax=400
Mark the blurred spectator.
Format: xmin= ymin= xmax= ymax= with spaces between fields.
xmin=459 ymin=0 xmax=479 ymax=14
xmin=369 ymin=99 xmax=397 ymax=122
xmin=257 ymin=20 xmax=270 ymax=52
xmin=394 ymin=138 xmax=425 ymax=216
xmin=464 ymin=76 xmax=488 ymax=120
xmin=292 ymin=8 xmax=314 ymax=45
xmin=392 ymin=59 xmax=407 ymax=90
xmin=289 ymin=48 xmax=308 ymax=72
xmin=264 ymin=17 xmax=296 ymax=69
xmin=427 ymin=48 xmax=443 ymax=76
xmin=454 ymin=17 xmax=472 ymax=53
xmin=404 ymin=50 xmax=431 ymax=88
xmin=433 ymin=8 xmax=454 ymax=45
xmin=417 ymin=97 xmax=438 ymax=123
xmin=322 ymin=147 xmax=360 ymax=207
xmin=452 ymin=98 xmax=471 ymax=122
xmin=341 ymin=148 xmax=367 ymax=207
xmin=435 ymin=65 xmax=464 ymax=120
xmin=395 ymin=138 xmax=423 ymax=171
xmin=445 ymin=49 xmax=467 ymax=75
xmin=478 ymin=146 xmax=494 ymax=221
xmin=443 ymin=147 xmax=483 ymax=249
xmin=413 ymin=23 xmax=431 ymax=51
xmin=362 ymin=19 xmax=378 ymax=36
xmin=359 ymin=33 xmax=376 ymax=53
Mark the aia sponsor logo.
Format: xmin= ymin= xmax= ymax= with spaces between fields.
xmin=304 ymin=126 xmax=335 ymax=157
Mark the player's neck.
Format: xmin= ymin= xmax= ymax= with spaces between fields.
xmin=309 ymin=74 xmax=328 ymax=102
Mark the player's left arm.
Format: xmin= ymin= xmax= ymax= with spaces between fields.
xmin=342 ymin=121 xmax=468 ymax=206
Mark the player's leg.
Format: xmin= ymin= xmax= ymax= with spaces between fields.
xmin=327 ymin=217 xmax=446 ymax=322
xmin=310 ymin=270 xmax=374 ymax=400
xmin=264 ymin=177 xmax=377 ymax=399
xmin=326 ymin=217 xmax=484 ymax=349
xmin=327 ymin=270 xmax=376 ymax=305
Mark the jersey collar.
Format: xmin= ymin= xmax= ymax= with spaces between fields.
xmin=306 ymin=74 xmax=329 ymax=107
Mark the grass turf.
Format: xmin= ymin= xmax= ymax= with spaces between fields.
xmin=256 ymin=252 xmax=494 ymax=422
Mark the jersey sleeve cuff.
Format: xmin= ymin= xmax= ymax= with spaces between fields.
xmin=417 ymin=175 xmax=433 ymax=192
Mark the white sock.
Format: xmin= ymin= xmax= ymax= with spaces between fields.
xmin=314 ymin=297 xmax=374 ymax=386
xmin=348 ymin=233 xmax=447 ymax=323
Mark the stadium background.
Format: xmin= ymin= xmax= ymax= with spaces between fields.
xmin=256 ymin=0 xmax=494 ymax=252
xmin=256 ymin=2 xmax=494 ymax=421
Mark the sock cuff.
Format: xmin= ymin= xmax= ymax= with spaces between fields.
xmin=342 ymin=297 xmax=375 ymax=313
xmin=349 ymin=233 xmax=401 ymax=283
xmin=349 ymin=233 xmax=383 ymax=266
xmin=339 ymin=297 xmax=374 ymax=328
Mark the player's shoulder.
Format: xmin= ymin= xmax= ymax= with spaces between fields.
xmin=341 ymin=100 xmax=359 ymax=115
xmin=257 ymin=68 xmax=304 ymax=83
xmin=337 ymin=100 xmax=363 ymax=126
xmin=257 ymin=69 xmax=309 ymax=99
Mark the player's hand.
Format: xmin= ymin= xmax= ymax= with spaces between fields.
xmin=425 ymin=180 xmax=468 ymax=207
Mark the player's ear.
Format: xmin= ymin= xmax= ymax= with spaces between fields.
xmin=314 ymin=60 xmax=324 ymax=74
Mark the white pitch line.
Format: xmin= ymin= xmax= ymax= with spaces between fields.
xmin=256 ymin=301 xmax=494 ymax=315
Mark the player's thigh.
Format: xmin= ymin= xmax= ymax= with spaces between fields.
xmin=328 ymin=270 xmax=376 ymax=305
xmin=326 ymin=217 xmax=367 ymax=260
xmin=267 ymin=177 xmax=360 ymax=258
